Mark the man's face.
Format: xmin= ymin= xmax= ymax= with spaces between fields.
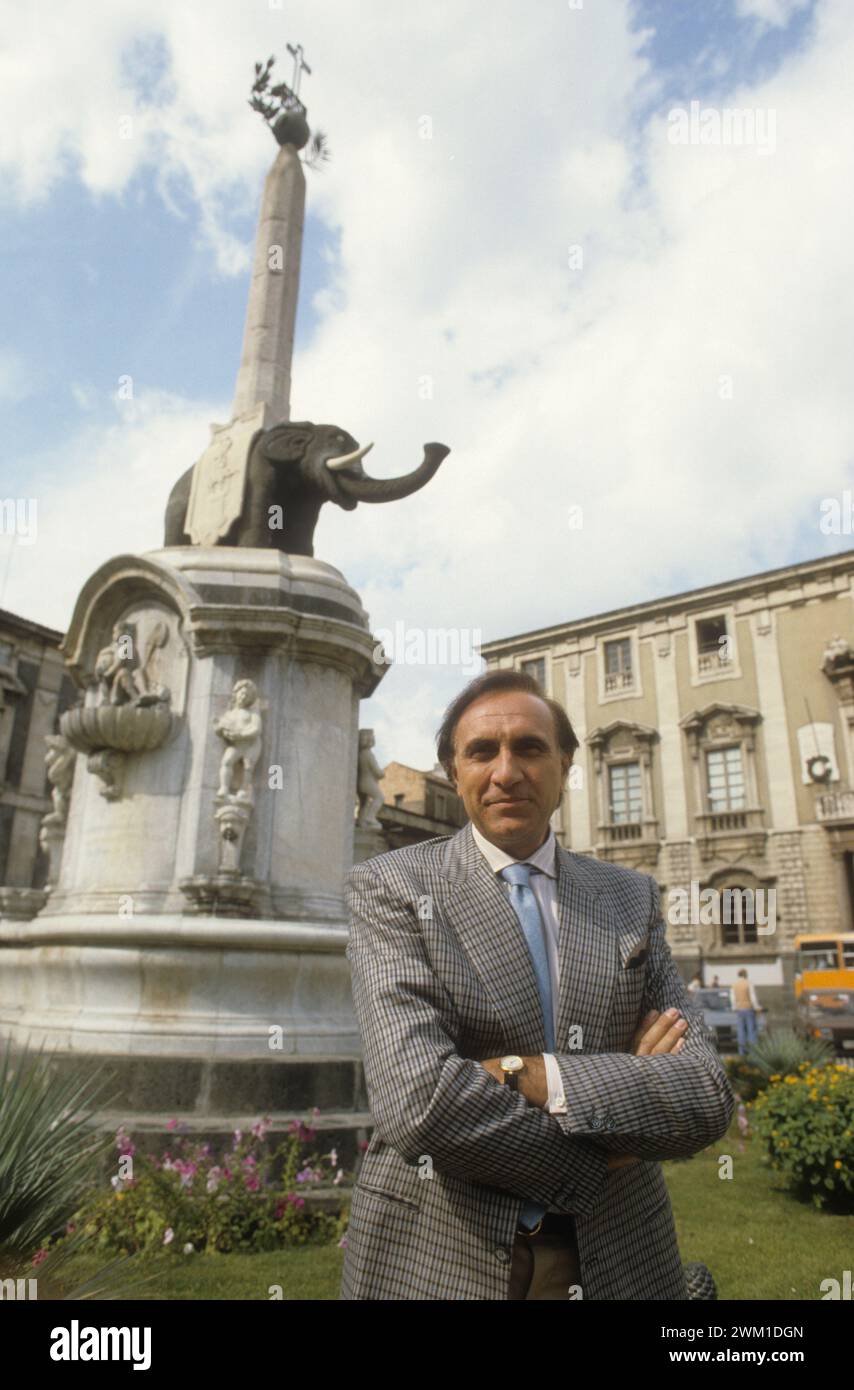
xmin=448 ymin=690 xmax=571 ymax=857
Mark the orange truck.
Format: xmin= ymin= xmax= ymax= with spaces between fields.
xmin=793 ymin=933 xmax=854 ymax=1058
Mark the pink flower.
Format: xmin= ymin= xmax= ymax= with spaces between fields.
xmin=166 ymin=1119 xmax=179 ymax=1132
xmin=232 ymin=1129 xmax=243 ymax=1147
xmin=246 ymin=1175 xmax=261 ymax=1192
xmin=31 ymin=1248 xmax=49 ymax=1267
xmin=338 ymin=1234 xmax=349 ymax=1249
xmin=274 ymin=1200 xmax=285 ymax=1219
xmin=163 ymin=1228 xmax=174 ymax=1246
xmin=65 ymin=1222 xmax=77 ymax=1235
xmin=287 ymin=1119 xmax=317 ymax=1144
xmin=358 ymin=1139 xmax=369 ymax=1153
xmin=115 ymin=1126 xmax=136 ymax=1158
xmin=251 ymin=1118 xmax=271 ymax=1140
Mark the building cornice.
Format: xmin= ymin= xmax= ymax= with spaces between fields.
xmin=481 ymin=549 xmax=854 ymax=658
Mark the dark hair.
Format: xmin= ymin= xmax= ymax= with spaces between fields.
xmin=436 ymin=669 xmax=579 ymax=785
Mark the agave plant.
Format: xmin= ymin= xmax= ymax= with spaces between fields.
xmin=746 ymin=1026 xmax=834 ymax=1078
xmin=0 ymin=1037 xmax=154 ymax=1299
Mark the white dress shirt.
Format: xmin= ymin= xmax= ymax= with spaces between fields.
xmin=470 ymin=822 xmax=567 ymax=1115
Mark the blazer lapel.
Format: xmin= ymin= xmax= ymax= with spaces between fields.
xmin=437 ymin=824 xmax=548 ymax=1053
xmin=554 ymin=847 xmax=618 ymax=1054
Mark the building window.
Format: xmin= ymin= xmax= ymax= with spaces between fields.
xmin=720 ymin=886 xmax=759 ymax=945
xmin=609 ymin=761 xmax=642 ymax=823
xmin=521 ymin=657 xmax=546 ymax=688
xmin=706 ymin=746 xmax=746 ymax=812
xmin=695 ymin=613 xmax=732 ymax=676
xmin=603 ymin=638 xmax=633 ymax=693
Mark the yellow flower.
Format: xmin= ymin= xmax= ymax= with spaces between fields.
xmin=770 ymin=1074 xmax=781 ymax=1082
xmin=115 ymin=1192 xmax=124 ymax=1201
xmin=834 ymin=1160 xmax=843 ymax=1169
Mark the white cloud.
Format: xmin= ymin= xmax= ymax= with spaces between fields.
xmin=2 ymin=0 xmax=853 ymax=769
xmin=0 ymin=390 xmax=224 ymax=628
xmin=736 ymin=0 xmax=812 ymax=29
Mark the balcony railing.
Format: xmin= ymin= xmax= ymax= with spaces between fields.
xmin=605 ymin=821 xmax=643 ymax=842
xmin=697 ymin=649 xmax=733 ymax=675
xmin=604 ymin=670 xmax=634 ymax=693
xmin=696 ymin=808 xmax=764 ymax=835
xmin=816 ymin=790 xmax=854 ymax=826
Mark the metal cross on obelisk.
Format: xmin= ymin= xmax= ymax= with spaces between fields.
xmin=231 ymin=47 xmax=314 ymax=427
xmin=287 ymin=42 xmax=311 ymax=99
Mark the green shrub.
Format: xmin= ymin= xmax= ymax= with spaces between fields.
xmin=724 ymin=1057 xmax=768 ymax=1103
xmin=748 ymin=1062 xmax=854 ymax=1211
xmin=60 ymin=1116 xmax=349 ymax=1257
xmin=745 ymin=1027 xmax=834 ymax=1079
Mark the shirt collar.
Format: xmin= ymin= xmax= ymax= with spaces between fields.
xmin=470 ymin=821 xmax=558 ymax=879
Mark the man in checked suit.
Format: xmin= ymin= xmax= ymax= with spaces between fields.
xmin=340 ymin=669 xmax=736 ymax=1300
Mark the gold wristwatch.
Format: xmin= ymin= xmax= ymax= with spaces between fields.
xmin=500 ymin=1055 xmax=525 ymax=1091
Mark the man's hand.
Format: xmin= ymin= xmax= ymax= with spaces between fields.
xmin=631 ymin=1008 xmax=688 ymax=1056
xmin=478 ymin=1008 xmax=688 ymax=1172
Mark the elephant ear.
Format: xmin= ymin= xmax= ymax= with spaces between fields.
xmin=261 ymin=422 xmax=315 ymax=463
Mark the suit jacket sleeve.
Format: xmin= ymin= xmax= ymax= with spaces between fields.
xmin=550 ymin=875 xmax=736 ymax=1159
xmin=346 ymin=859 xmax=609 ymax=1217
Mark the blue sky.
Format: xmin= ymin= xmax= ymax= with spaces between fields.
xmin=1 ymin=0 xmax=850 ymax=766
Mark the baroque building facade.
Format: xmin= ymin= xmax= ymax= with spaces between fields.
xmin=482 ymin=550 xmax=854 ymax=1012
xmin=0 ymin=607 xmax=76 ymax=916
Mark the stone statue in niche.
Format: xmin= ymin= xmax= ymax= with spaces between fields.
xmin=61 ymin=614 xmax=177 ymax=801
xmin=214 ymin=679 xmax=264 ymax=803
xmin=93 ymin=619 xmax=171 ymax=707
xmin=356 ymin=728 xmax=385 ymax=829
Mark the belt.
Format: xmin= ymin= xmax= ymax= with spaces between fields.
xmin=516 ymin=1212 xmax=576 ymax=1238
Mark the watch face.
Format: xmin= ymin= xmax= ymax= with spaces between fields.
xmin=501 ymin=1055 xmax=524 ymax=1073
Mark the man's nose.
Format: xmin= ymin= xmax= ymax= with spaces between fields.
xmin=491 ymin=749 xmax=523 ymax=784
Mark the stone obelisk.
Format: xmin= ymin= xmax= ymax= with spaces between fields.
xmin=231 ymin=140 xmax=305 ymax=425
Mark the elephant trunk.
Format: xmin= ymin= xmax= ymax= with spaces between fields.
xmin=333 ymin=442 xmax=450 ymax=503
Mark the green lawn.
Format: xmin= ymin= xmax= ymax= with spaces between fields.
xmin=48 ymin=1126 xmax=852 ymax=1300
xmin=666 ymin=1133 xmax=852 ymax=1301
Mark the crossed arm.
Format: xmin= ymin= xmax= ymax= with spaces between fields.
xmin=346 ymin=863 xmax=736 ymax=1214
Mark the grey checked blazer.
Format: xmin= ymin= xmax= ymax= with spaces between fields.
xmin=340 ymin=823 xmax=736 ymax=1301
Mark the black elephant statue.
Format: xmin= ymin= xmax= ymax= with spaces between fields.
xmin=163 ymin=420 xmax=450 ymax=557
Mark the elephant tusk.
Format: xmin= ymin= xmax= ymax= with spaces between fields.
xmin=326 ymin=442 xmax=375 ymax=471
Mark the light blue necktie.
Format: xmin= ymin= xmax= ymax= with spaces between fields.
xmin=499 ymin=861 xmax=555 ymax=1231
